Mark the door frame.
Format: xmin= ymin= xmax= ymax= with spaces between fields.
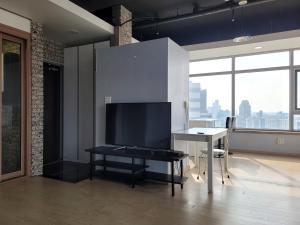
xmin=0 ymin=23 xmax=31 ymax=181
xmin=43 ymin=62 xmax=63 ymax=165
xmin=0 ymin=34 xmax=26 ymax=180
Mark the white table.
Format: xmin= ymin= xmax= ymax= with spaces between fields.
xmin=172 ymin=128 xmax=228 ymax=193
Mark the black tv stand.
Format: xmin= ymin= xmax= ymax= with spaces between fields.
xmin=86 ymin=145 xmax=188 ymax=196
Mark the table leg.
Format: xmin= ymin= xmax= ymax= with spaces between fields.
xmin=143 ymin=158 xmax=146 ymax=180
xmin=195 ymin=144 xmax=199 ymax=169
xmin=103 ymin=154 xmax=106 ymax=173
xmin=207 ymin=138 xmax=214 ymax=193
xmin=131 ymin=157 xmax=135 ymax=188
xmin=89 ymin=152 xmax=94 ymax=180
xmin=180 ymin=159 xmax=183 ymax=189
xmin=171 ymin=161 xmax=174 ymax=196
xmin=224 ymin=135 xmax=229 ymax=173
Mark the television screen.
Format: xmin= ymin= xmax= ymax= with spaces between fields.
xmin=106 ymin=102 xmax=171 ymax=149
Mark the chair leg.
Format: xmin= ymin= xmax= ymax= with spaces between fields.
xmin=227 ymin=165 xmax=230 ymax=179
xmin=197 ymin=156 xmax=201 ymax=179
xmin=203 ymin=154 xmax=206 ymax=175
xmin=219 ymin=156 xmax=224 ymax=184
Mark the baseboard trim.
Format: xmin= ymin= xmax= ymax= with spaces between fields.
xmin=230 ymin=148 xmax=300 ymax=157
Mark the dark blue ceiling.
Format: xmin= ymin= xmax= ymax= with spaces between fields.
xmin=71 ymin=0 xmax=300 ymax=45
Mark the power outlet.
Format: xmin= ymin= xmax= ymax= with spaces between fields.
xmin=276 ymin=137 xmax=285 ymax=145
xmin=104 ymin=96 xmax=112 ymax=104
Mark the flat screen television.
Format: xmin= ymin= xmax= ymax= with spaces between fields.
xmin=106 ymin=102 xmax=171 ymax=149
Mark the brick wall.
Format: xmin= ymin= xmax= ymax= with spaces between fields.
xmin=111 ymin=5 xmax=132 ymax=46
xmin=31 ymin=22 xmax=64 ymax=176
xmin=31 ymin=22 xmax=44 ymax=176
xmin=43 ymin=39 xmax=64 ymax=65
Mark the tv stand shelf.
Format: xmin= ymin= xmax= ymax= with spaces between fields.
xmin=93 ymin=160 xmax=148 ymax=173
xmin=86 ymin=145 xmax=188 ymax=196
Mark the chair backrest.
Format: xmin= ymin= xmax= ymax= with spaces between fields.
xmin=231 ymin=117 xmax=236 ymax=132
xmin=226 ymin=117 xmax=236 ymax=146
xmin=225 ymin=117 xmax=231 ymax=129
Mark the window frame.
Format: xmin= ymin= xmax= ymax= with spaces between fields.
xmin=234 ymin=50 xmax=290 ymax=71
xmin=234 ymin=69 xmax=290 ymax=130
xmin=295 ymin=69 xmax=300 ymax=110
xmin=189 ymin=74 xmax=232 ymax=127
xmin=189 ymin=56 xmax=232 ymax=76
xmin=293 ymin=49 xmax=300 ymax=66
xmin=189 ymin=49 xmax=300 ymax=132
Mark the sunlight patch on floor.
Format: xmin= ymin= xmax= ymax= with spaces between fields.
xmin=190 ymin=173 xmax=204 ymax=183
xmin=187 ymin=153 xmax=300 ymax=198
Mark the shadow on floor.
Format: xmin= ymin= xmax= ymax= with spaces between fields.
xmin=43 ymin=161 xmax=89 ymax=183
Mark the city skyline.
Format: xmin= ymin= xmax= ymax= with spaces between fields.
xmin=190 ymin=70 xmax=289 ymax=113
xmin=189 ymin=81 xmax=289 ymax=129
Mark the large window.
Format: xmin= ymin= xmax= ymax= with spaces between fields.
xmin=235 ymin=70 xmax=289 ymax=130
xmin=190 ymin=58 xmax=231 ymax=74
xmin=296 ymin=71 xmax=300 ymax=109
xmin=189 ymin=75 xmax=231 ymax=127
xmin=189 ymin=50 xmax=300 ymax=131
xmin=235 ymin=51 xmax=289 ymax=70
xmin=293 ymin=115 xmax=300 ymax=130
xmin=294 ymin=50 xmax=300 ymax=65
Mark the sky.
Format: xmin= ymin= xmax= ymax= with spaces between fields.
xmin=190 ymin=75 xmax=232 ymax=111
xmin=235 ymin=70 xmax=289 ymax=113
xmin=190 ymin=70 xmax=290 ymax=113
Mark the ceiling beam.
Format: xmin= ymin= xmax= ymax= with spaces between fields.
xmin=134 ymin=0 xmax=277 ymax=30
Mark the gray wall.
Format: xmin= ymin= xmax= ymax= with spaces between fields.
xmin=167 ymin=39 xmax=190 ymax=172
xmin=63 ymin=42 xmax=111 ymax=162
xmin=78 ymin=44 xmax=94 ymax=163
xmin=63 ymin=47 xmax=78 ymax=161
xmin=231 ymin=132 xmax=300 ymax=155
xmin=95 ymin=38 xmax=188 ymax=173
xmin=167 ymin=39 xmax=189 ymax=132
xmin=95 ymin=38 xmax=169 ymax=147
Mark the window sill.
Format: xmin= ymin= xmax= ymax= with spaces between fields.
xmin=234 ymin=129 xmax=300 ymax=135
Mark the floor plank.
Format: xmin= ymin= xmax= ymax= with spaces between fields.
xmin=0 ymin=152 xmax=299 ymax=225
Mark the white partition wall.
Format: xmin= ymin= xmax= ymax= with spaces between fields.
xmin=167 ymin=40 xmax=190 ymax=172
xmin=63 ymin=47 xmax=79 ymax=161
xmin=167 ymin=40 xmax=189 ymax=132
xmin=63 ymin=41 xmax=110 ymax=163
xmin=78 ymin=44 xmax=94 ymax=163
xmin=95 ymin=38 xmax=189 ymax=173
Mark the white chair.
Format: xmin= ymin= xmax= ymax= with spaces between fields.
xmin=197 ymin=117 xmax=235 ymax=184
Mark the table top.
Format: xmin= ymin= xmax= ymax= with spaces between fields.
xmin=172 ymin=127 xmax=228 ymax=136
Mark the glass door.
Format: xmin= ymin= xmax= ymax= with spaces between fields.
xmin=0 ymin=34 xmax=25 ymax=181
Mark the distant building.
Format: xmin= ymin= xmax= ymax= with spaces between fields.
xmin=236 ymin=101 xmax=289 ymax=130
xmin=210 ymin=100 xmax=221 ymax=118
xmin=189 ymin=81 xmax=207 ymax=119
xmin=200 ymin=89 xmax=207 ymax=113
xmin=238 ymin=100 xmax=252 ymax=128
xmin=189 ymin=81 xmax=201 ymax=119
xmin=239 ymin=100 xmax=251 ymax=118
xmin=253 ymin=110 xmax=265 ymax=129
xmin=188 ymin=81 xmax=231 ymax=127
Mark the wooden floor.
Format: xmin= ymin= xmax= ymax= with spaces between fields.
xmin=0 ymin=152 xmax=299 ymax=225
